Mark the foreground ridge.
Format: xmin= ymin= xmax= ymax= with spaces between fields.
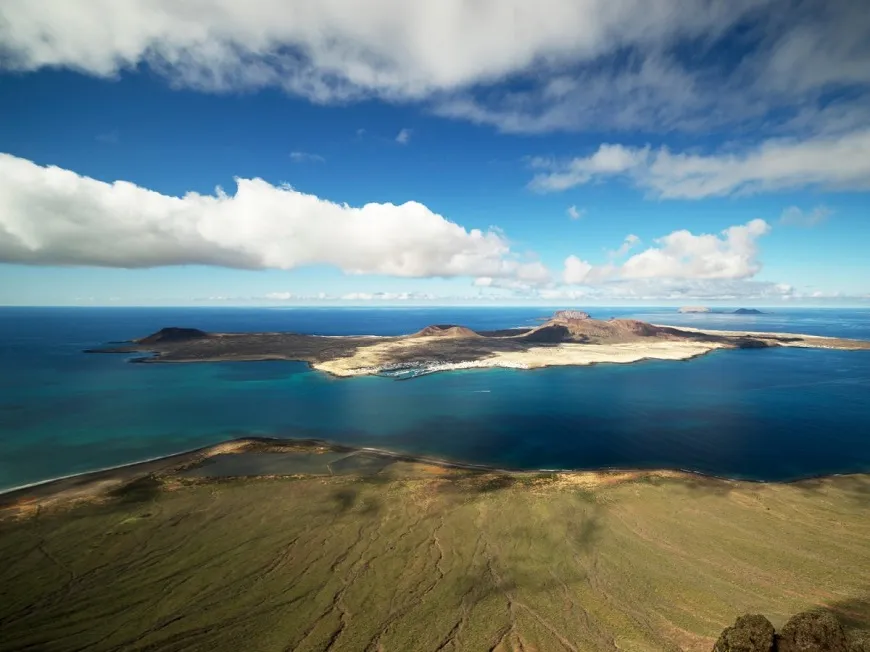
xmin=2 ymin=438 xmax=870 ymax=651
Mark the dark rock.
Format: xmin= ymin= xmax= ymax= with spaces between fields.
xmin=733 ymin=308 xmax=765 ymax=314
xmin=777 ymin=611 xmax=849 ymax=652
xmin=136 ymin=327 xmax=209 ymax=344
xmin=713 ymin=614 xmax=776 ymax=652
xmin=522 ymin=324 xmax=572 ymax=343
xmin=734 ymin=338 xmax=773 ymax=349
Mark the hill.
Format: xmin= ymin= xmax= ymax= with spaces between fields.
xmin=411 ymin=324 xmax=481 ymax=338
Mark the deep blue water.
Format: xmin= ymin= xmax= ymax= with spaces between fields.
xmin=1 ymin=306 xmax=869 ymax=490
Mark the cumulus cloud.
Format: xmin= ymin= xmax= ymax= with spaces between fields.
xmin=779 ymin=205 xmax=833 ymax=227
xmin=562 ymin=256 xmax=595 ymax=285
xmin=289 ymin=151 xmax=325 ymax=163
xmin=0 ymin=153 xmax=544 ymax=282
xmin=562 ymin=220 xmax=771 ymax=289
xmin=530 ymin=129 xmax=870 ymax=197
xmin=2 ymin=1 xmax=868 ymax=135
xmin=566 ymin=205 xmax=585 ymax=220
xmin=622 ymin=220 xmax=771 ymax=280
xmin=395 ymin=128 xmax=412 ymax=145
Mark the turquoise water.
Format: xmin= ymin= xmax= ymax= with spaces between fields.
xmin=1 ymin=307 xmax=869 ymax=490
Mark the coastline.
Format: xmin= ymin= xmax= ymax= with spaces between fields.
xmin=5 ymin=434 xmax=870 ymax=509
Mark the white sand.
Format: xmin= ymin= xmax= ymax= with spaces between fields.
xmin=313 ymin=338 xmax=725 ymax=377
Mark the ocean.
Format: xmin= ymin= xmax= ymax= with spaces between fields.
xmin=1 ymin=306 xmax=869 ymax=491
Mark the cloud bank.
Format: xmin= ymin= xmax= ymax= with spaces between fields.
xmin=2 ymin=0 xmax=868 ymax=134
xmin=0 ymin=153 xmax=544 ymax=281
xmin=530 ymin=130 xmax=870 ymax=197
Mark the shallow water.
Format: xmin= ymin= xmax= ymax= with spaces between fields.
xmin=1 ymin=306 xmax=869 ymax=489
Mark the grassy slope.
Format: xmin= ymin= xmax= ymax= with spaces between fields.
xmin=2 ymin=469 xmax=870 ymax=652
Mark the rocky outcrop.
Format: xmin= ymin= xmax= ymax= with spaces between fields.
xmin=713 ymin=612 xmax=865 ymax=652
xmin=734 ymin=308 xmax=765 ymax=315
xmin=713 ymin=614 xmax=776 ymax=652
xmin=777 ymin=611 xmax=849 ymax=652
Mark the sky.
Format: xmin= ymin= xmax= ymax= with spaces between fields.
xmin=0 ymin=0 xmax=869 ymax=307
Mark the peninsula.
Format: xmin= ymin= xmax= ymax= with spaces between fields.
xmin=88 ymin=311 xmax=870 ymax=378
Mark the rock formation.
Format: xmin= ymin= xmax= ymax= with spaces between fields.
xmin=713 ymin=614 xmax=776 ymax=652
xmin=713 ymin=611 xmax=867 ymax=652
xmin=777 ymin=611 xmax=849 ymax=652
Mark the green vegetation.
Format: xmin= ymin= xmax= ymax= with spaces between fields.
xmin=2 ymin=460 xmax=870 ymax=651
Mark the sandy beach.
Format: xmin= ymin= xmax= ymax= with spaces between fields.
xmin=313 ymin=336 xmax=727 ymax=377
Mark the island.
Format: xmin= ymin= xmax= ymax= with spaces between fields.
xmin=88 ymin=311 xmax=870 ymax=378
xmin=2 ymin=437 xmax=870 ymax=651
xmin=733 ymin=308 xmax=765 ymax=314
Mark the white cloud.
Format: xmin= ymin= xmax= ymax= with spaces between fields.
xmin=530 ymin=129 xmax=870 ymax=197
xmin=563 ymin=256 xmax=594 ymax=285
xmin=562 ymin=220 xmax=771 ymax=289
xmin=289 ymin=151 xmax=325 ymax=163
xmin=395 ymin=128 xmax=412 ymax=145
xmin=0 ymin=152 xmax=544 ymax=282
xmin=566 ymin=205 xmax=585 ymax=220
xmin=264 ymin=291 xmax=294 ymax=300
xmin=610 ymin=234 xmax=640 ymax=258
xmin=779 ymin=205 xmax=833 ymax=227
xmin=0 ymin=1 xmax=760 ymax=100
xmin=622 ymin=220 xmax=771 ymax=280
xmin=2 ymin=1 xmax=868 ymax=135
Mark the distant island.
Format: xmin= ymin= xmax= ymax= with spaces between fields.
xmin=679 ymin=306 xmax=766 ymax=315
xmin=88 ymin=311 xmax=869 ymax=378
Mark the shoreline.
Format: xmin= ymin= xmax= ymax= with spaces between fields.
xmin=4 ymin=434 xmax=870 ymax=503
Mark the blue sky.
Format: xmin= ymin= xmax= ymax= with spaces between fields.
xmin=0 ymin=1 xmax=868 ymax=306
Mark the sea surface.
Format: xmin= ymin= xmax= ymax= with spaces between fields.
xmin=1 ymin=306 xmax=869 ymax=490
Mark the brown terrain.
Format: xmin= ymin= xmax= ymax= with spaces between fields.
xmin=2 ymin=438 xmax=870 ymax=651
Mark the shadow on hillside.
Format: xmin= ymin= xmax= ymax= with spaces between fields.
xmin=108 ymin=475 xmax=161 ymax=504
xmin=330 ymin=487 xmax=382 ymax=516
xmin=819 ymin=591 xmax=870 ymax=631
